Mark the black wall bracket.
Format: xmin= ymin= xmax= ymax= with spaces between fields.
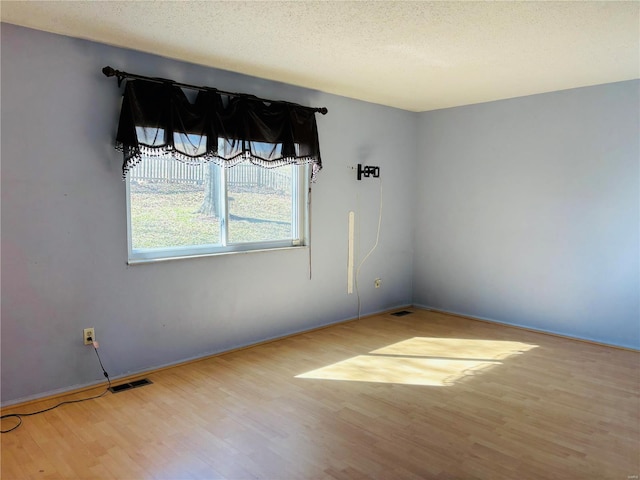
xmin=357 ymin=164 xmax=380 ymax=180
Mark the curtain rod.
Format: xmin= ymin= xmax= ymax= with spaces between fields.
xmin=102 ymin=66 xmax=328 ymax=115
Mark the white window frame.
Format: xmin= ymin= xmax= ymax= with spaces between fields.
xmin=126 ymin=161 xmax=309 ymax=264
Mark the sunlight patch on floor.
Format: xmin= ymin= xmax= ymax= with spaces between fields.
xmin=296 ymin=337 xmax=537 ymax=386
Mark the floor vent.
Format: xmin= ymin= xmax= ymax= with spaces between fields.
xmin=109 ymin=378 xmax=153 ymax=393
xmin=391 ymin=310 xmax=413 ymax=317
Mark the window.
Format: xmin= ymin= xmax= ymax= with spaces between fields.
xmin=127 ymin=158 xmax=308 ymax=263
xmin=110 ymin=76 xmax=323 ymax=263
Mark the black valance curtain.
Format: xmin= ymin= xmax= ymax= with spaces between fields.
xmin=115 ymin=79 xmax=323 ymax=180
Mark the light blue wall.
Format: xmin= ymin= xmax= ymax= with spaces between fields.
xmin=2 ymin=23 xmax=637 ymax=405
xmin=1 ymin=24 xmax=417 ymax=404
xmin=413 ymin=80 xmax=640 ymax=349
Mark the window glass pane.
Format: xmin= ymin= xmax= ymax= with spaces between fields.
xmin=174 ymin=132 xmax=207 ymax=157
xmin=135 ymin=126 xmax=165 ymax=147
xmin=129 ymin=159 xmax=221 ymax=249
xmin=227 ymin=164 xmax=293 ymax=244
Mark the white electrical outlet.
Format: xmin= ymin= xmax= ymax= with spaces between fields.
xmin=374 ymin=278 xmax=382 ymax=288
xmin=83 ymin=328 xmax=95 ymax=345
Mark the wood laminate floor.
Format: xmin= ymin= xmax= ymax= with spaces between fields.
xmin=1 ymin=309 xmax=638 ymax=479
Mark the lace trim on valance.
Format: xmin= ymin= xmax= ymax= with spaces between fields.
xmin=117 ymin=142 xmax=321 ymax=181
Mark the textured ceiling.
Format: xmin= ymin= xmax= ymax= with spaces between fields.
xmin=1 ymin=1 xmax=638 ymax=111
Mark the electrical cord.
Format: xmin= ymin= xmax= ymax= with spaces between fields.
xmin=355 ymin=176 xmax=383 ymax=320
xmin=1 ymin=344 xmax=111 ymax=433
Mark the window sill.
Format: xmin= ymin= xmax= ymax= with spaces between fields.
xmin=127 ymin=244 xmax=309 ymax=265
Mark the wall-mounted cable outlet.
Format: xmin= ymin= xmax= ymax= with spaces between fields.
xmin=83 ymin=328 xmax=95 ymax=345
xmin=374 ymin=278 xmax=382 ymax=288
